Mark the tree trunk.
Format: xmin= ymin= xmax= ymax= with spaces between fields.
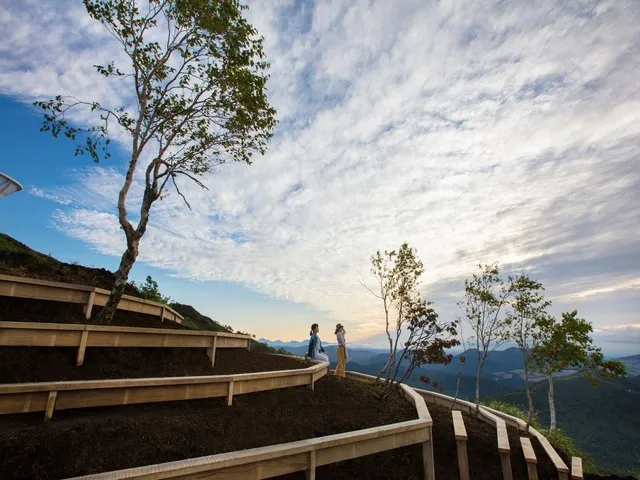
xmin=547 ymin=372 xmax=557 ymax=430
xmin=451 ymin=358 xmax=464 ymax=411
xmin=524 ymin=361 xmax=534 ymax=430
xmin=96 ymin=241 xmax=139 ymax=324
xmin=475 ymin=357 xmax=482 ymax=415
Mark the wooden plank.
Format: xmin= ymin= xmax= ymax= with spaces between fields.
xmin=83 ymin=290 xmax=96 ymax=320
xmin=456 ymin=438 xmax=469 ymax=480
xmin=497 ymin=421 xmax=512 ymax=480
xmin=521 ymin=437 xmax=538 ymax=480
xmin=571 ymin=457 xmax=583 ymax=480
xmin=0 ymin=274 xmax=185 ymax=323
xmin=452 ymin=410 xmax=469 ymax=480
xmin=65 ymin=419 xmax=429 ymax=480
xmin=44 ymin=391 xmax=57 ymax=421
xmin=76 ymin=329 xmax=89 ymax=366
xmin=452 ymin=410 xmax=468 ymax=441
xmin=520 ymin=437 xmax=537 ymax=464
xmin=227 ymin=380 xmax=234 ymax=406
xmin=423 ymin=428 xmax=436 ymax=480
xmin=306 ymin=450 xmax=316 ymax=480
xmin=0 ymin=363 xmax=329 ymax=416
xmin=0 ymin=321 xmax=253 ymax=353
xmin=207 ymin=336 xmax=217 ymax=368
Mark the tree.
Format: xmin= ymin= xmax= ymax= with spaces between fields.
xmin=532 ymin=310 xmax=627 ymax=430
xmin=35 ymin=0 xmax=277 ymax=324
xmin=505 ymin=273 xmax=550 ymax=429
xmin=136 ymin=275 xmax=170 ymax=304
xmin=362 ymin=243 xmax=424 ymax=384
xmin=362 ymin=243 xmax=458 ymax=398
xmin=458 ymin=262 xmax=511 ymax=414
xmin=389 ymin=298 xmax=459 ymax=399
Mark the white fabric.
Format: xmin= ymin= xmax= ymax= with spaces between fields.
xmin=314 ymin=351 xmax=329 ymax=362
xmin=336 ymin=331 xmax=345 ymax=346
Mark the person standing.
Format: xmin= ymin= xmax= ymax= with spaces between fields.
xmin=307 ymin=323 xmax=329 ymax=362
xmin=334 ymin=323 xmax=349 ymax=378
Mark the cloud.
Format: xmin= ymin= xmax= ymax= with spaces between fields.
xmin=29 ymin=187 xmax=72 ymax=205
xmin=2 ymin=0 xmax=640 ymax=340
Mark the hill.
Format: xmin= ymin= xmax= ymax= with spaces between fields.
xmin=0 ymin=233 xmax=277 ymax=352
xmin=492 ymin=372 xmax=640 ymax=474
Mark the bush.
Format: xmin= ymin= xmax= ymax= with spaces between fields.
xmin=483 ymin=399 xmax=604 ymax=474
xmin=482 ymin=399 xmax=540 ymax=428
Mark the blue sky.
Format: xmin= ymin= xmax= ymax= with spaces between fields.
xmin=1 ymin=0 xmax=639 ymax=354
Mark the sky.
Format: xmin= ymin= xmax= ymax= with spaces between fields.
xmin=0 ymin=0 xmax=638 ymax=356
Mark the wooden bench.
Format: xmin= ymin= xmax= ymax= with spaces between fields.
xmin=0 ymin=274 xmax=184 ymax=323
xmin=0 ymin=361 xmax=328 ymax=421
xmin=520 ymin=437 xmax=538 ymax=480
xmin=452 ymin=410 xmax=469 ymax=480
xmin=571 ymin=457 xmax=583 ymax=480
xmin=0 ymin=321 xmax=251 ymax=366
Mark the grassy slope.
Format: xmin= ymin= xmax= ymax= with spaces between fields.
xmin=492 ymin=372 xmax=640 ymax=475
xmin=0 ymin=233 xmax=277 ymax=353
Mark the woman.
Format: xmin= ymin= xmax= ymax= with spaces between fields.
xmin=334 ymin=323 xmax=350 ymax=377
xmin=307 ymin=323 xmax=329 ymax=362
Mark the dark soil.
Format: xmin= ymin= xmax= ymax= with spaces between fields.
xmin=0 ymin=347 xmax=306 ymax=383
xmin=0 ymin=376 xmax=417 ymax=480
xmin=0 ymin=296 xmax=187 ymax=329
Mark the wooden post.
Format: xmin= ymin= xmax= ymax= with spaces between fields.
xmin=76 ymin=329 xmax=89 ymax=366
xmin=497 ymin=423 xmax=513 ymax=480
xmin=520 ymin=437 xmax=538 ymax=480
xmin=207 ymin=336 xmax=217 ymax=368
xmin=305 ymin=450 xmax=316 ymax=480
xmin=571 ymin=457 xmax=583 ymax=480
xmin=83 ymin=290 xmax=96 ymax=320
xmin=422 ymin=426 xmax=436 ymax=480
xmin=452 ymin=411 xmax=469 ymax=480
xmin=247 ymin=338 xmax=251 ymax=351
xmin=44 ymin=391 xmax=57 ymax=421
xmin=309 ymin=373 xmax=315 ymax=391
xmin=227 ymin=380 xmax=234 ymax=406
xmin=160 ymin=306 xmax=166 ymax=323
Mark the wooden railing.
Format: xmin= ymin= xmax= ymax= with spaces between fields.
xmin=0 ymin=361 xmax=327 ymax=421
xmin=415 ymin=388 xmax=574 ymax=480
xmin=0 ymin=321 xmax=251 ymax=366
xmin=0 ymin=274 xmax=184 ymax=323
xmin=65 ymin=372 xmax=434 ymax=480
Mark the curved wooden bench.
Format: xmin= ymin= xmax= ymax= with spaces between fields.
xmin=0 ymin=321 xmax=251 ymax=366
xmin=64 ymin=376 xmax=434 ymax=480
xmin=0 ymin=361 xmax=327 ymax=421
xmin=0 ymin=274 xmax=184 ymax=323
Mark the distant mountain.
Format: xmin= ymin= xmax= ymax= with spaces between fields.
xmin=258 ymin=339 xmax=310 ymax=348
xmin=492 ymin=372 xmax=640 ymax=474
xmin=618 ymin=354 xmax=640 ymax=377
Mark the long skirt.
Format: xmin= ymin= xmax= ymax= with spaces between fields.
xmin=335 ymin=345 xmax=347 ymax=377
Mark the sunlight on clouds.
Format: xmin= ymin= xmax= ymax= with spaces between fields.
xmin=2 ymin=0 xmax=639 ymax=340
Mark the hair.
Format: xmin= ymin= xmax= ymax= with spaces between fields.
xmin=310 ymin=323 xmax=319 ymax=336
xmin=335 ymin=325 xmax=343 ymax=334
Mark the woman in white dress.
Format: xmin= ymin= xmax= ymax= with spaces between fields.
xmin=307 ymin=323 xmax=329 ymax=362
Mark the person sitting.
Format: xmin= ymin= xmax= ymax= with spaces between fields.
xmin=306 ymin=323 xmax=329 ymax=362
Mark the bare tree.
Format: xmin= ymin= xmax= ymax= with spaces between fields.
xmin=35 ymin=0 xmax=277 ymax=323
